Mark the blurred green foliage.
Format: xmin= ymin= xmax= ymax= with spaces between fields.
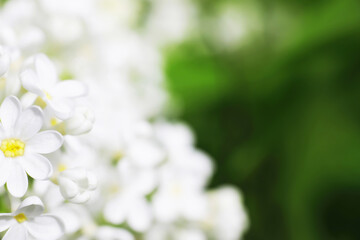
xmin=165 ymin=0 xmax=360 ymax=239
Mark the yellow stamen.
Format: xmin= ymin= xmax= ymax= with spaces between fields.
xmin=0 ymin=138 xmax=25 ymax=158
xmin=50 ymin=118 xmax=58 ymax=126
xmin=34 ymin=97 xmax=47 ymax=108
xmin=58 ymin=164 xmax=67 ymax=172
xmin=44 ymin=91 xmax=52 ymax=100
xmin=14 ymin=213 xmax=27 ymax=223
xmin=111 ymin=151 xmax=124 ymax=165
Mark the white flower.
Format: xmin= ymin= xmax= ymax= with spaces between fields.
xmin=101 ymin=161 xmax=154 ymax=232
xmin=20 ymin=54 xmax=87 ymax=120
xmin=202 ymin=186 xmax=249 ymax=240
xmin=0 ymin=96 xmax=63 ymax=197
xmin=95 ymin=226 xmax=134 ymax=240
xmin=104 ymin=194 xmax=152 ymax=232
xmin=58 ymin=167 xmax=97 ymax=203
xmin=0 ymin=196 xmax=64 ymax=240
xmin=151 ymin=150 xmax=212 ymax=223
xmin=45 ymin=106 xmax=95 ymax=136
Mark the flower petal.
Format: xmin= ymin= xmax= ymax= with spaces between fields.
xmin=7 ymin=162 xmax=28 ymax=198
xmin=0 ymin=158 xmax=11 ymax=187
xmin=15 ymin=106 xmax=43 ymax=140
xmin=0 ymin=96 xmax=21 ymax=133
xmin=20 ymin=154 xmax=52 ymax=180
xmin=127 ymin=199 xmax=152 ymax=232
xmin=70 ymin=192 xmax=91 ymax=204
xmin=58 ymin=177 xmax=79 ymax=200
xmin=104 ymin=197 xmax=128 ymax=224
xmin=0 ymin=214 xmax=13 ymax=232
xmin=96 ymin=227 xmax=134 ymax=240
xmin=34 ymin=54 xmax=58 ymax=88
xmin=0 ymin=47 xmax=10 ymax=77
xmin=3 ymin=224 xmax=28 ymax=240
xmin=55 ymin=80 xmax=88 ymax=98
xmin=15 ymin=196 xmax=44 ymax=218
xmin=27 ymin=130 xmax=63 ymax=154
xmin=25 ymin=215 xmax=64 ymax=240
xmin=20 ymin=69 xmax=44 ymax=97
xmin=47 ymin=98 xmax=74 ymax=120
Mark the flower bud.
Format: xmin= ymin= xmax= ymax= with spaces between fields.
xmin=64 ymin=106 xmax=95 ymax=135
xmin=58 ymin=167 xmax=97 ymax=203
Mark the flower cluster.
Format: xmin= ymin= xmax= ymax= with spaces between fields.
xmin=0 ymin=0 xmax=248 ymax=240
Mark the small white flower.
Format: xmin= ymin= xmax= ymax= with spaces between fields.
xmin=58 ymin=167 xmax=97 ymax=203
xmin=63 ymin=106 xmax=95 ymax=135
xmin=202 ymin=187 xmax=249 ymax=240
xmin=0 ymin=196 xmax=64 ymax=240
xmin=104 ymin=195 xmax=152 ymax=232
xmin=20 ymin=53 xmax=87 ymax=120
xmin=152 ymin=157 xmax=210 ymax=223
xmin=0 ymin=96 xmax=63 ymax=197
xmin=101 ymin=161 xmax=154 ymax=232
xmin=48 ymin=106 xmax=95 ymax=135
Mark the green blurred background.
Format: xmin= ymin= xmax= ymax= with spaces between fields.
xmin=164 ymin=0 xmax=360 ymax=239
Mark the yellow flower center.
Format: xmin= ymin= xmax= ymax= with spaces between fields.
xmin=14 ymin=213 xmax=27 ymax=223
xmin=0 ymin=138 xmax=25 ymax=158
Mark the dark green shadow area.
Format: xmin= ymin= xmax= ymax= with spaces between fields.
xmin=165 ymin=0 xmax=360 ymax=239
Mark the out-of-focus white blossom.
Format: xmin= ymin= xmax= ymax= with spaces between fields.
xmin=20 ymin=54 xmax=87 ymax=120
xmin=202 ymin=186 xmax=249 ymax=240
xmin=0 ymin=0 xmax=248 ymax=239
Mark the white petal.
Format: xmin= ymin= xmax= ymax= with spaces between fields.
xmin=96 ymin=227 xmax=134 ymax=240
xmin=69 ymin=192 xmax=90 ymax=204
xmin=27 ymin=131 xmax=63 ymax=154
xmin=104 ymin=198 xmax=128 ymax=224
xmin=20 ymin=154 xmax=52 ymax=180
xmin=25 ymin=215 xmax=64 ymax=240
xmin=3 ymin=224 xmax=28 ymax=240
xmin=0 ymin=214 xmax=13 ymax=232
xmin=0 ymin=124 xmax=5 ymax=138
xmin=55 ymin=80 xmax=88 ymax=98
xmin=51 ymin=206 xmax=80 ymax=234
xmin=20 ymin=69 xmax=44 ymax=96
xmin=47 ymin=98 xmax=74 ymax=120
xmin=128 ymin=139 xmax=165 ymax=167
xmin=175 ymin=229 xmax=207 ymax=240
xmin=60 ymin=168 xmax=87 ymax=182
xmin=0 ymin=96 xmax=21 ymax=133
xmin=0 ymin=47 xmax=10 ymax=77
xmin=15 ymin=106 xmax=43 ymax=140
xmin=0 ymin=158 xmax=11 ymax=187
xmin=128 ymin=199 xmax=152 ymax=232
xmin=34 ymin=54 xmax=57 ymax=88
xmin=58 ymin=177 xmax=79 ymax=199
xmin=7 ymin=163 xmax=28 ymax=198
xmin=152 ymin=194 xmax=177 ymax=222
xmin=20 ymin=92 xmax=38 ymax=108
xmin=87 ymin=171 xmax=97 ymax=190
xmin=15 ymin=196 xmax=44 ymax=218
